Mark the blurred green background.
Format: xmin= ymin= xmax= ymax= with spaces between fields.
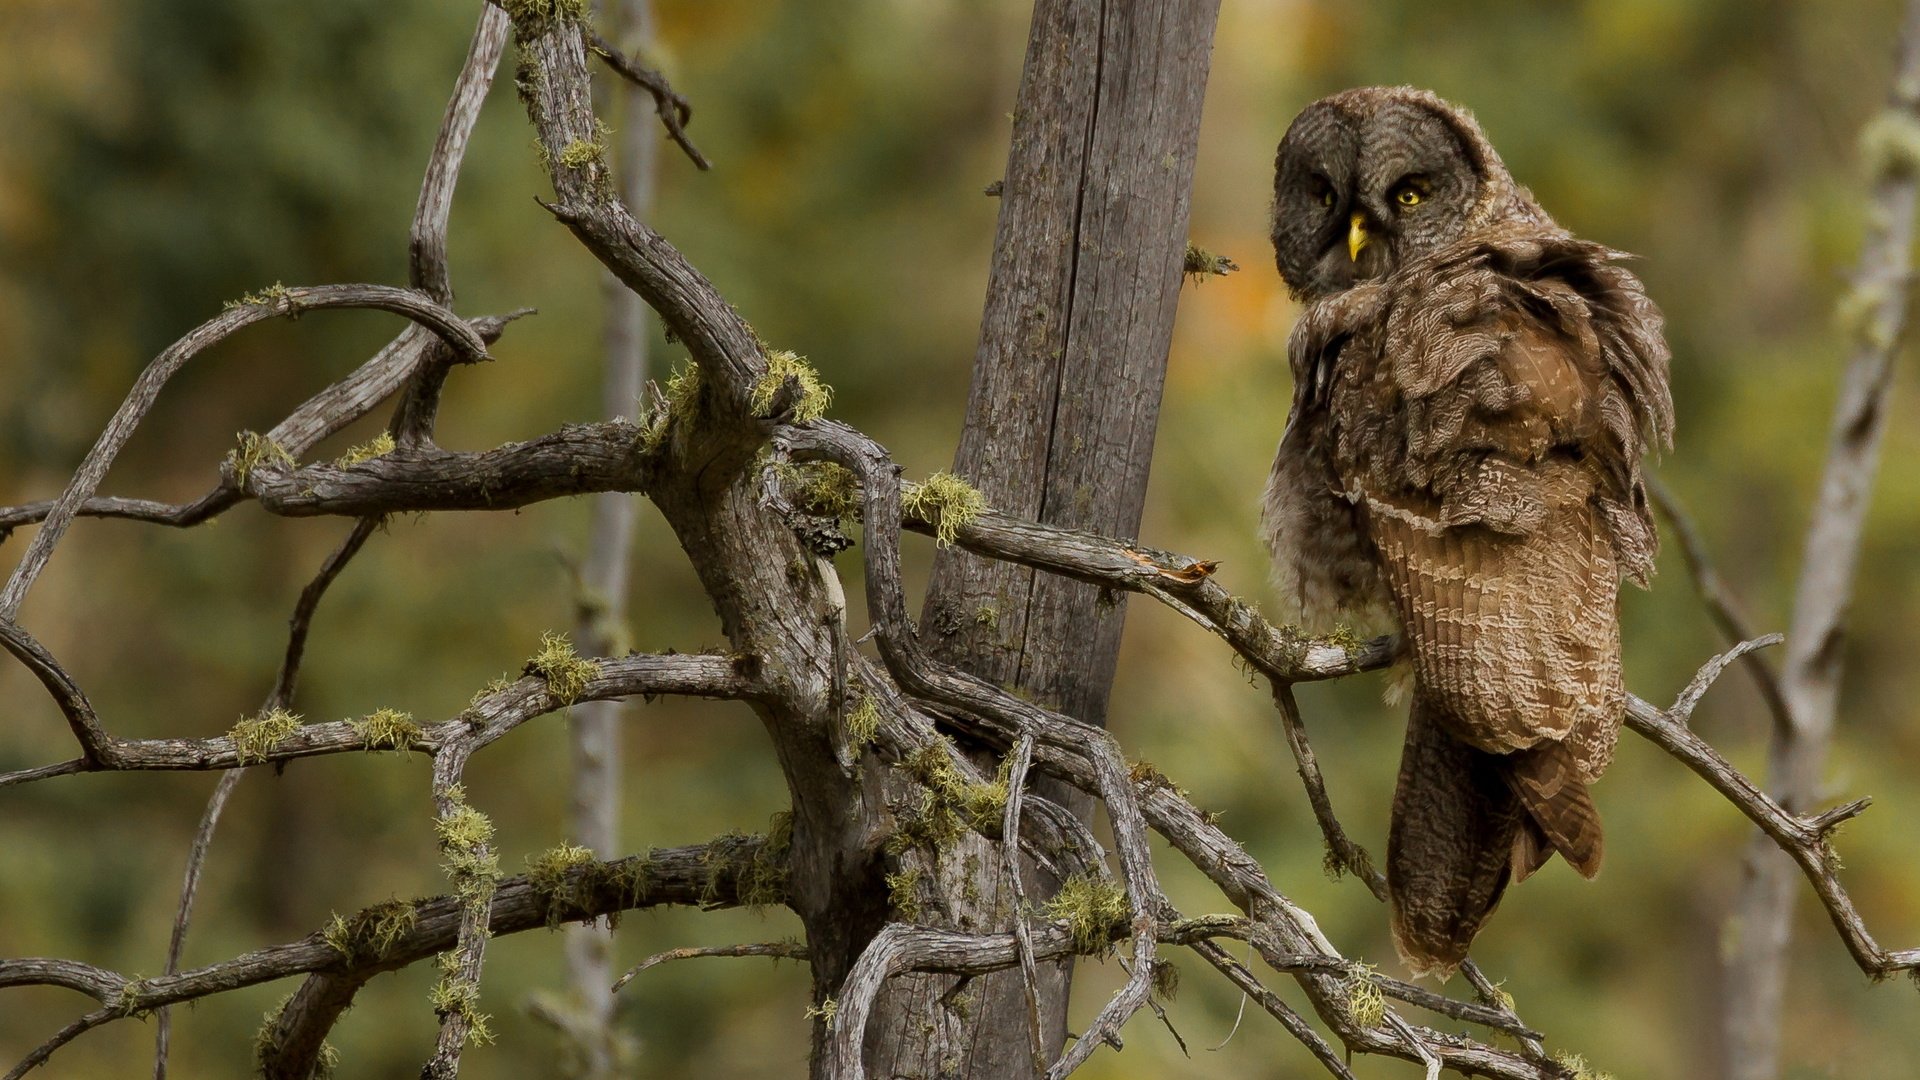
xmin=3 ymin=0 xmax=1918 ymax=1076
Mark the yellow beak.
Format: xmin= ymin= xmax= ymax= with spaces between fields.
xmin=1348 ymin=211 xmax=1370 ymax=262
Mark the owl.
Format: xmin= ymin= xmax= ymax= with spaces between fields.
xmin=1262 ymin=87 xmax=1673 ymax=977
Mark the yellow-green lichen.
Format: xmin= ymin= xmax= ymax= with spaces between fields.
xmin=335 ymin=431 xmax=396 ymax=468
xmin=1550 ymin=1052 xmax=1616 ymax=1080
xmin=436 ymin=794 xmax=502 ymax=905
xmin=428 ymin=973 xmax=495 ymax=1048
xmin=224 ymin=281 xmax=292 ymax=310
xmin=742 ymin=811 xmax=794 ymax=908
xmin=1044 ymin=874 xmax=1130 ymax=956
xmin=322 ymin=899 xmax=419 ymax=961
xmin=254 ymin=992 xmax=339 ymax=1077
xmin=1150 ymin=958 xmax=1180 ymax=1001
xmin=469 ymin=674 xmax=517 ymax=708
xmin=227 ymin=430 xmax=295 ymax=488
xmin=845 ymin=693 xmax=881 ymax=749
xmin=1340 ymin=963 xmax=1385 ymax=1030
xmin=525 ymin=631 xmax=600 ymax=706
xmin=885 ymin=865 xmax=923 ymax=921
xmin=1322 ymin=842 xmax=1376 ymax=885
xmin=889 ymin=741 xmax=1010 ymax=853
xmin=640 ymin=362 xmax=703 ymax=453
xmin=350 ymin=707 xmax=419 ymax=756
xmin=229 ymin=708 xmax=301 ymax=765
xmin=1862 ymin=109 xmax=1920 ymax=179
xmin=501 ymin=0 xmax=587 ymax=33
xmin=902 ymin=472 xmax=987 ymax=547
xmin=750 ymin=350 xmax=833 ymax=422
xmin=804 ymin=996 xmax=838 ymax=1031
xmin=110 ymin=976 xmax=155 ymax=1019
xmin=776 ymin=460 xmax=861 ymax=520
xmin=1181 ymin=242 xmax=1238 ymax=283
xmin=527 ymin=842 xmax=597 ymax=926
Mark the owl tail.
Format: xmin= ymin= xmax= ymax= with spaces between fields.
xmin=1386 ymin=695 xmax=1524 ymax=979
xmin=1504 ymin=741 xmax=1604 ymax=881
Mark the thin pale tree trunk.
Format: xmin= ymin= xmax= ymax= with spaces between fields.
xmin=1719 ymin=5 xmax=1920 ymax=1077
xmin=560 ymin=0 xmax=655 ymax=1074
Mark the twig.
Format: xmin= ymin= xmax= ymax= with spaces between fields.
xmin=1272 ymin=685 xmax=1384 ymax=898
xmin=587 ymin=31 xmax=712 ymax=170
xmin=1001 ymin=734 xmax=1047 ymax=1072
xmin=1188 ymin=941 xmax=1354 ymax=1080
xmin=152 ymin=769 xmax=244 ymax=1080
xmin=410 ymin=5 xmax=510 ymax=304
xmin=1646 ymin=476 xmax=1792 ymax=736
xmin=611 ymin=941 xmax=808 ymax=993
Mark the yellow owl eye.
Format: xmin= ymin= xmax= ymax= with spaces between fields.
xmin=1396 ymin=187 xmax=1423 ymax=207
xmin=1320 ymin=190 xmax=1336 ymax=208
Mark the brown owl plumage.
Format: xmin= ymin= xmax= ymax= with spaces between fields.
xmin=1262 ymin=87 xmax=1673 ymax=977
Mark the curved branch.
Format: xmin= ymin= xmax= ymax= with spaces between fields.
xmin=411 ymin=6 xmax=510 ymax=304
xmin=0 ymin=284 xmax=486 ymax=618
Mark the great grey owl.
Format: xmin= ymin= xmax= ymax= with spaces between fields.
xmin=1262 ymin=86 xmax=1674 ymax=976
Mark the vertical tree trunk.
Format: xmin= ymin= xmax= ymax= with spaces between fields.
xmin=864 ymin=2 xmax=1220 ymax=1075
xmin=1718 ymin=5 xmax=1920 ymax=1077
xmin=561 ymin=0 xmax=655 ymax=1074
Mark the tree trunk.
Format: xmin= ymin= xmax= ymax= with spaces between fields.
xmin=864 ymin=2 xmax=1220 ymax=1075
xmin=559 ymin=1 xmax=654 ymax=1074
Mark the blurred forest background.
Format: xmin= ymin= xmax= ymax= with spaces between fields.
xmin=3 ymin=0 xmax=1918 ymax=1076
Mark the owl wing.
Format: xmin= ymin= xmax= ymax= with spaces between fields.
xmin=1338 ymin=239 xmax=1668 ymax=774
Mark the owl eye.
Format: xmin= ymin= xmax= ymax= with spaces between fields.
xmin=1391 ymin=176 xmax=1430 ymax=209
xmin=1307 ymin=176 xmax=1336 ymax=210
xmin=1320 ymin=190 xmax=1337 ymax=208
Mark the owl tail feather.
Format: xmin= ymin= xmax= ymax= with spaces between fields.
xmin=1504 ymin=741 xmax=1604 ymax=880
xmin=1386 ymin=696 xmax=1523 ymax=980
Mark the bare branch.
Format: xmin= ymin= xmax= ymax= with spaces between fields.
xmin=612 ymin=941 xmax=808 ymax=993
xmin=8 ymin=838 xmax=770 ymax=1078
xmin=587 ymin=30 xmax=712 ymax=170
xmin=1646 ymin=476 xmax=1793 ymax=735
xmin=0 ymin=653 xmax=760 ymax=785
xmin=152 ymin=768 xmax=244 ymax=1080
xmin=411 ymin=6 xmax=511 ymax=304
xmin=0 ymin=283 xmax=485 ymax=618
xmin=1272 ymin=685 xmax=1384 ymax=897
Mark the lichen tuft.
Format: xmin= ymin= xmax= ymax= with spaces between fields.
xmin=1340 ymin=963 xmax=1386 ymax=1030
xmin=750 ymin=350 xmax=833 ymax=422
xmin=1551 ymin=1052 xmax=1616 ymax=1080
xmin=902 ymin=472 xmax=987 ymax=547
xmin=885 ymin=865 xmax=923 ymax=921
xmin=229 ymin=708 xmax=302 ymax=765
xmin=350 ymin=707 xmax=420 ymax=756
xmin=323 ymin=899 xmax=419 ymax=961
xmin=1181 ymin=242 xmax=1239 ymax=283
xmin=527 ymin=841 xmax=598 ymax=926
xmin=525 ymin=631 xmax=600 ymax=705
xmin=845 ymin=693 xmax=881 ymax=749
xmin=227 ymin=430 xmax=295 ymax=488
xmin=224 ymin=281 xmax=292 ymax=310
xmin=335 ymin=431 xmax=396 ymax=468
xmin=1044 ymin=874 xmax=1130 ymax=956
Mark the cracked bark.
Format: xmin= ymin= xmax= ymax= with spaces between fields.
xmin=877 ymin=2 xmax=1221 ymax=1076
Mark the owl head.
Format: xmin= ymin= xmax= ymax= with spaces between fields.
xmin=1270 ymin=87 xmax=1546 ymax=300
